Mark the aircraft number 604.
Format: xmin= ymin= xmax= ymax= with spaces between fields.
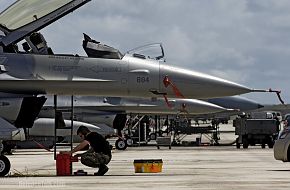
xmin=137 ymin=77 xmax=149 ymax=83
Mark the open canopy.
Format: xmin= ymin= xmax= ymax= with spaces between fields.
xmin=0 ymin=0 xmax=72 ymax=30
xmin=0 ymin=0 xmax=90 ymax=46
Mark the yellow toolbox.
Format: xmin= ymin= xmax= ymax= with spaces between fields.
xmin=133 ymin=159 xmax=163 ymax=173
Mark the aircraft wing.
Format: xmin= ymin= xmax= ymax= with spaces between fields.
xmin=0 ymin=0 xmax=90 ymax=46
xmin=0 ymin=79 xmax=115 ymax=95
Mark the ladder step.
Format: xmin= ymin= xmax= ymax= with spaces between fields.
xmin=56 ymin=109 xmax=73 ymax=112
xmin=56 ymin=127 xmax=73 ymax=129
xmin=55 ymin=143 xmax=72 ymax=146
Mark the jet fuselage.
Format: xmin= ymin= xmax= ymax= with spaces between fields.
xmin=0 ymin=53 xmax=251 ymax=99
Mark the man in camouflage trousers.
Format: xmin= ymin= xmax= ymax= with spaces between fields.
xmin=62 ymin=126 xmax=111 ymax=176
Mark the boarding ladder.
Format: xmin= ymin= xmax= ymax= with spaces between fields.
xmin=53 ymin=95 xmax=74 ymax=160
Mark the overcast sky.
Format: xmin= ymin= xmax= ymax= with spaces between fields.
xmin=1 ymin=0 xmax=290 ymax=105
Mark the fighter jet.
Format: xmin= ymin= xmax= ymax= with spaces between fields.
xmin=0 ymin=0 xmax=270 ymax=176
xmin=0 ymin=0 xmax=252 ymax=99
xmin=41 ymin=95 xmax=229 ymax=115
xmin=0 ymin=94 xmax=262 ymax=148
xmin=36 ymin=95 xmax=262 ymax=148
xmin=0 ymin=94 xmax=228 ymax=149
xmin=0 ymin=94 xmax=262 ymax=175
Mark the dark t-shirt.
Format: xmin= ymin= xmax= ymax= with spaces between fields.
xmin=85 ymin=132 xmax=111 ymax=157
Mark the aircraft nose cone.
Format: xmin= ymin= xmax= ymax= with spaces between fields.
xmin=206 ymin=96 xmax=263 ymax=111
xmin=211 ymin=81 xmax=251 ymax=98
xmin=201 ymin=103 xmax=227 ymax=114
xmin=182 ymin=99 xmax=227 ymax=114
xmin=161 ymin=65 xmax=252 ymax=99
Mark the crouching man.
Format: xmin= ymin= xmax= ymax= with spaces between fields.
xmin=61 ymin=125 xmax=112 ymax=176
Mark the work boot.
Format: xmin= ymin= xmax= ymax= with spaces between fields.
xmin=94 ymin=165 xmax=109 ymax=176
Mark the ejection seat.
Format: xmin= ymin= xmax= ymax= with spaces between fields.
xmin=82 ymin=33 xmax=123 ymax=59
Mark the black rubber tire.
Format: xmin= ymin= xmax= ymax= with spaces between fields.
xmin=0 ymin=155 xmax=10 ymax=176
xmin=287 ymin=146 xmax=290 ymax=161
xmin=149 ymin=133 xmax=157 ymax=141
xmin=115 ymin=138 xmax=127 ymax=150
xmin=236 ymin=138 xmax=240 ymax=149
xmin=268 ymin=141 xmax=274 ymax=149
xmin=242 ymin=138 xmax=249 ymax=149
xmin=125 ymin=137 xmax=134 ymax=146
xmin=261 ymin=144 xmax=266 ymax=149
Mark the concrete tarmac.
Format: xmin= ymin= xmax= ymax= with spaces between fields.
xmin=1 ymin=146 xmax=290 ymax=190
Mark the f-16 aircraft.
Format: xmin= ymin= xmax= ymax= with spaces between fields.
xmin=41 ymin=95 xmax=230 ymax=115
xmin=0 ymin=0 xmax=276 ymax=176
xmin=0 ymin=94 xmax=229 ymax=150
xmin=39 ymin=95 xmax=263 ymax=136
xmin=0 ymin=94 xmax=262 ymax=155
xmin=1 ymin=95 xmax=261 ymax=150
xmin=0 ymin=0 xmax=252 ymax=99
xmin=39 ymin=95 xmax=263 ymax=148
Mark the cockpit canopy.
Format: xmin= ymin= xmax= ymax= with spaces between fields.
xmin=0 ymin=0 xmax=72 ymax=31
xmin=82 ymin=33 xmax=165 ymax=61
xmin=126 ymin=43 xmax=165 ymax=61
xmin=0 ymin=0 xmax=90 ymax=47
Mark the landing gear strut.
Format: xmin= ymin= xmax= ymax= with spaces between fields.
xmin=0 ymin=141 xmax=3 ymax=154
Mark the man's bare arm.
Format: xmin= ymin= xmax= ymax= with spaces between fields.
xmin=60 ymin=140 xmax=89 ymax=155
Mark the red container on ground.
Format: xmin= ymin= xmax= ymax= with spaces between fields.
xmin=56 ymin=154 xmax=72 ymax=176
